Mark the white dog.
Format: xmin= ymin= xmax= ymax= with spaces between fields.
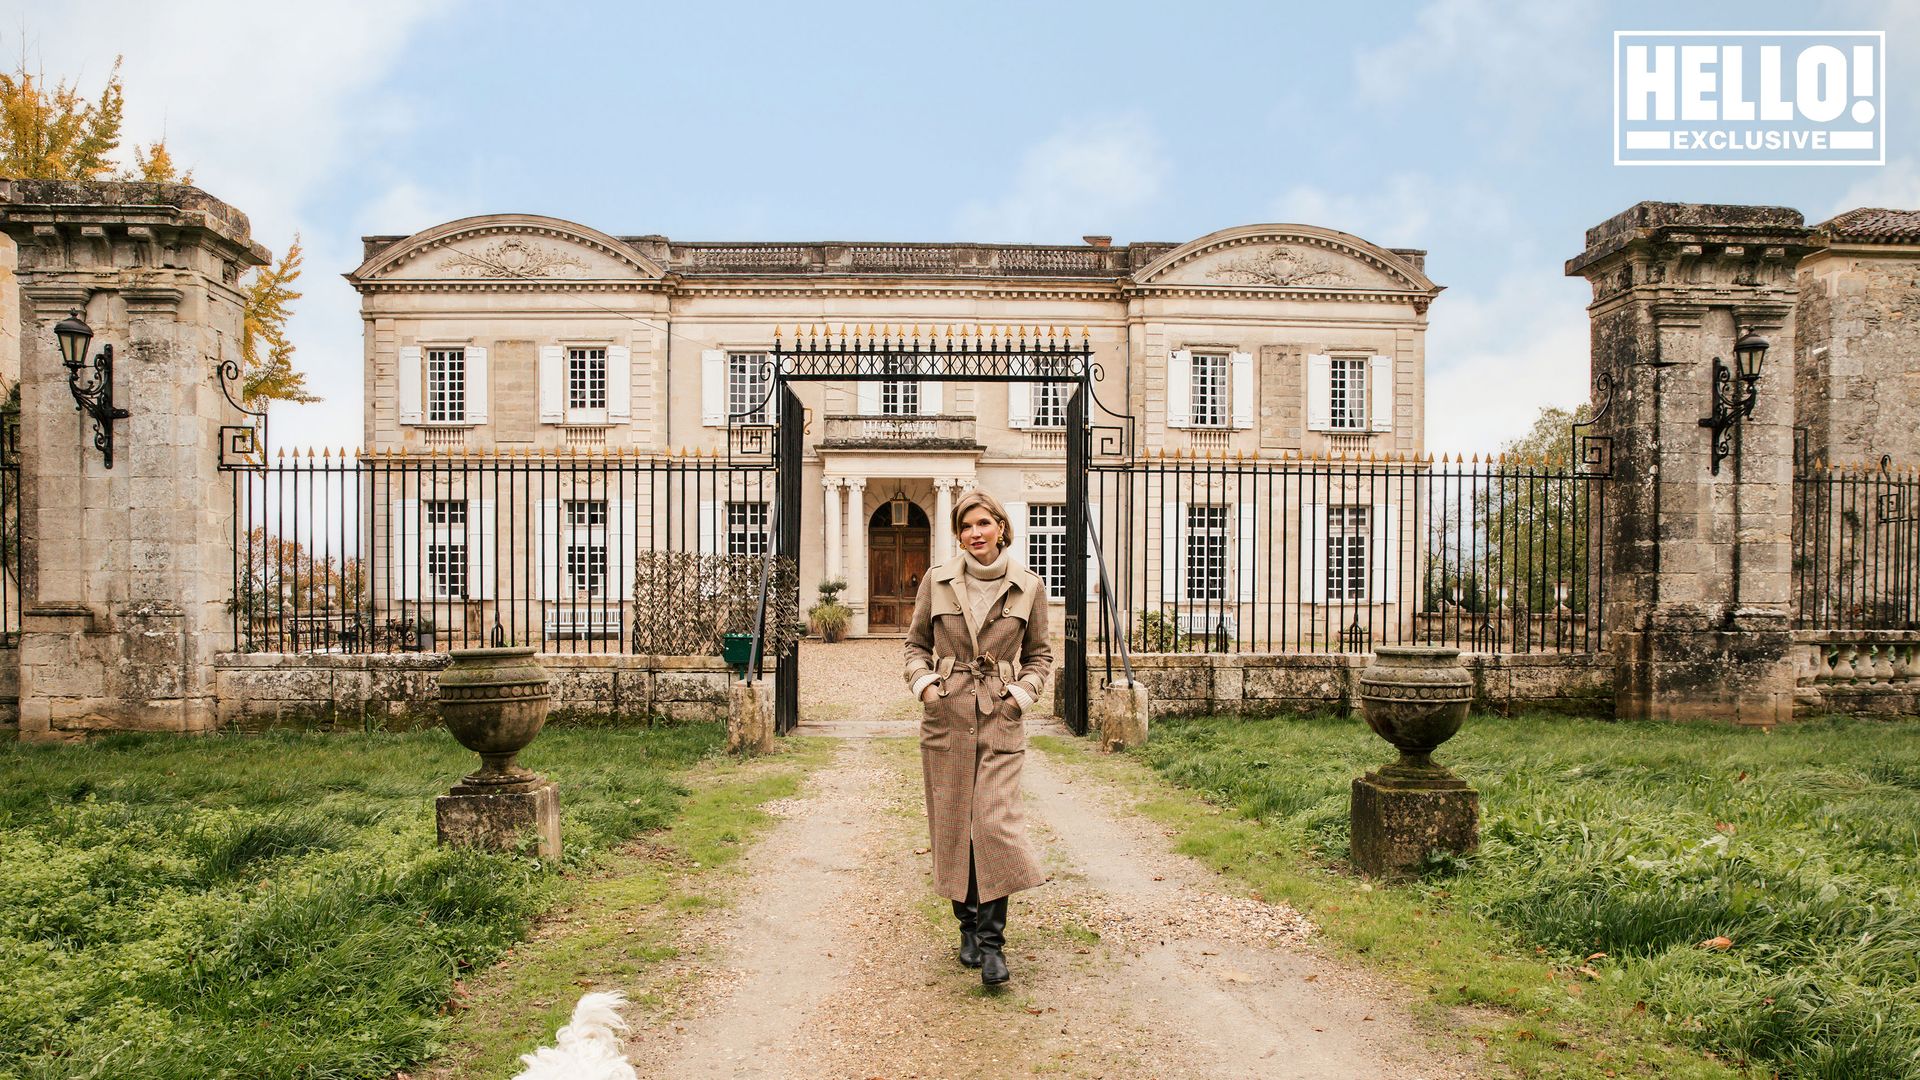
xmin=511 ymin=991 xmax=637 ymax=1080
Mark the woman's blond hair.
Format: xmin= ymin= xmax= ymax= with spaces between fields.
xmin=952 ymin=489 xmax=1015 ymax=551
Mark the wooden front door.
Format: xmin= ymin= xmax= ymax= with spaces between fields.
xmin=868 ymin=502 xmax=931 ymax=631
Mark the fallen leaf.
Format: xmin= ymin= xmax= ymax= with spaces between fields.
xmin=1586 ymin=951 xmax=1608 ymax=962
xmin=1578 ymin=965 xmax=1601 ymax=979
xmin=1714 ymin=822 xmax=1736 ymax=834
xmin=914 ymin=848 xmax=930 ymax=855
xmin=1698 ymin=936 xmax=1734 ymax=951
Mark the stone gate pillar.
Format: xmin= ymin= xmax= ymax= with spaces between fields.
xmin=1567 ymin=202 xmax=1815 ymax=725
xmin=0 ymin=181 xmax=269 ymax=739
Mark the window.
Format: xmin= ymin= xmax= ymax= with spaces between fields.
xmin=1190 ymin=352 xmax=1228 ymax=428
xmin=1327 ymin=506 xmax=1370 ymax=602
xmin=727 ymin=352 xmax=772 ymax=425
xmin=1026 ymin=504 xmax=1068 ymax=600
xmin=1032 ymin=383 xmax=1067 ymax=428
xmin=424 ymin=499 xmax=468 ymax=599
xmin=1185 ymin=505 xmax=1228 ymax=601
xmin=565 ymin=499 xmax=607 ymax=596
xmin=568 ymin=347 xmax=608 ymax=412
xmin=1329 ymin=356 xmax=1368 ymax=431
xmin=880 ymin=357 xmax=919 ymax=416
xmin=426 ymin=348 xmax=466 ymax=423
xmin=728 ymin=501 xmax=769 ymax=557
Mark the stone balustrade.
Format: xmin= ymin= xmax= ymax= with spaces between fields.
xmin=1792 ymin=630 xmax=1920 ymax=716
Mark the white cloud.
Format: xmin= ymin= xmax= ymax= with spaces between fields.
xmin=1424 ymin=270 xmax=1593 ymax=454
xmin=955 ymin=117 xmax=1166 ymax=243
xmin=1269 ymin=173 xmax=1513 ymax=251
xmin=4 ymin=0 xmax=453 ymax=450
xmin=1826 ymin=158 xmax=1920 ymax=219
xmin=1352 ymin=0 xmax=1590 ymax=107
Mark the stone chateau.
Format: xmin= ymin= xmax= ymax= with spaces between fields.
xmin=348 ymin=216 xmax=1442 ymax=636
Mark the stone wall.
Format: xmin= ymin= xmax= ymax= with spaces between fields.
xmin=1794 ymin=211 xmax=1920 ymax=469
xmin=212 ymin=653 xmax=734 ymax=732
xmin=1069 ymin=651 xmax=1613 ymax=719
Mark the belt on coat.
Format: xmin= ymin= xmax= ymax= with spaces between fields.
xmin=964 ymin=653 xmax=1017 ymax=717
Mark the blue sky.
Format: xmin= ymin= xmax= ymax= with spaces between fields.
xmin=15 ymin=0 xmax=1918 ymax=451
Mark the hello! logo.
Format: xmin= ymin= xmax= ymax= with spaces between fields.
xmin=1615 ymin=31 xmax=1884 ymax=165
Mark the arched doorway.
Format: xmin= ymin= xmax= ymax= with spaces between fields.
xmin=868 ymin=500 xmax=931 ymax=631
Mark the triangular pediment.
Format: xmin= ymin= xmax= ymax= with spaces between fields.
xmin=350 ymin=214 xmax=664 ymax=284
xmin=1135 ymin=225 xmax=1435 ymax=293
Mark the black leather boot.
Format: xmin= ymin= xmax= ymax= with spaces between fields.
xmin=953 ymin=899 xmax=983 ymax=968
xmin=976 ymin=896 xmax=1010 ymax=985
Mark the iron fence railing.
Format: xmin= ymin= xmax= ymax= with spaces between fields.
xmin=1086 ymin=453 xmax=1605 ymax=660
xmin=227 ymin=450 xmax=774 ymax=654
xmin=1793 ymin=460 xmax=1920 ymax=631
xmin=0 ymin=416 xmax=17 ymax=646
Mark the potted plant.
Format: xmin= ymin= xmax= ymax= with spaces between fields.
xmin=411 ymin=616 xmax=436 ymax=652
xmin=808 ymin=577 xmax=851 ymax=643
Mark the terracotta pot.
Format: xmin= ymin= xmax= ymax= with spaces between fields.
xmin=1357 ymin=646 xmax=1472 ymax=773
xmin=438 ymin=647 xmax=553 ymax=788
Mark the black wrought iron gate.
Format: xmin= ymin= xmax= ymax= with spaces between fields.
xmin=741 ymin=327 xmax=1101 ymax=736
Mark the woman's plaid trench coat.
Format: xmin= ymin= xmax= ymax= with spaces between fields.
xmin=902 ymin=553 xmax=1053 ymax=903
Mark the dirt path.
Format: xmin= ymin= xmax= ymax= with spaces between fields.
xmin=622 ymin=707 xmax=1480 ymax=1079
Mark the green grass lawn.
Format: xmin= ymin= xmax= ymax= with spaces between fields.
xmin=0 ymin=725 xmax=725 ymax=1079
xmin=1118 ymin=713 xmax=1920 ymax=1080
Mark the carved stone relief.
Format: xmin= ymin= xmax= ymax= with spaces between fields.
xmin=439 ymin=237 xmax=590 ymax=278
xmin=1206 ymin=247 xmax=1357 ymax=287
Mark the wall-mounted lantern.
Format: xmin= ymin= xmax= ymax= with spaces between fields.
xmin=889 ymin=488 xmax=910 ymax=527
xmin=1698 ymin=331 xmax=1771 ymax=476
xmin=52 ymin=310 xmax=132 ymax=468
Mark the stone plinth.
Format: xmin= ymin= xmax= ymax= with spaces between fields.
xmin=727 ymin=679 xmax=774 ymax=755
xmin=1349 ymin=768 xmax=1479 ymax=879
xmin=1095 ymin=679 xmax=1149 ymax=751
xmin=436 ymin=779 xmax=561 ymax=860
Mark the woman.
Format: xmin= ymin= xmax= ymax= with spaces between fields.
xmin=903 ymin=489 xmax=1052 ymax=987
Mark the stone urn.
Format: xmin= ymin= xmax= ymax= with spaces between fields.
xmin=1350 ymin=647 xmax=1478 ymax=879
xmin=438 ymin=646 xmax=553 ymax=791
xmin=1357 ymin=646 xmax=1473 ymax=778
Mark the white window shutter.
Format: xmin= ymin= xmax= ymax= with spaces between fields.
xmin=469 ymin=499 xmax=495 ymax=600
xmin=1007 ymin=382 xmax=1032 ymax=428
xmin=465 ymin=346 xmax=489 ymax=425
xmin=1237 ymin=500 xmax=1256 ymax=603
xmin=1087 ymin=501 xmax=1102 ymax=602
xmin=1230 ymin=351 xmax=1254 ymax=430
xmin=1004 ymin=500 xmax=1028 ymax=572
xmin=1160 ymin=501 xmax=1184 ymax=603
xmin=698 ymin=500 xmax=719 ymax=554
xmin=537 ymin=500 xmax=559 ymax=601
xmin=394 ymin=498 xmax=419 ymax=601
xmin=611 ymin=496 xmax=639 ymax=605
xmin=1370 ymin=354 xmax=1395 ymax=432
xmin=1377 ymin=500 xmax=1399 ymax=604
xmin=539 ymin=346 xmax=564 ymax=424
xmin=608 ymin=345 xmax=632 ymax=423
xmin=920 ymin=378 xmax=942 ymax=415
xmin=1167 ymin=350 xmax=1192 ymax=428
xmin=1307 ymin=354 xmax=1333 ymax=432
xmin=1302 ymin=502 xmax=1327 ymax=605
xmin=700 ymin=350 xmax=725 ymax=427
xmin=398 ymin=346 xmax=423 ymax=425
xmin=856 ymin=357 xmax=880 ymax=416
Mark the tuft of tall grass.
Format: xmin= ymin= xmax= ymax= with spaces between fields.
xmin=1139 ymin=713 xmax=1920 ymax=1080
xmin=0 ymin=726 xmax=722 ymax=1079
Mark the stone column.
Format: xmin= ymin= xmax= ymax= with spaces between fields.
xmin=1566 ymin=202 xmax=1815 ymax=725
xmin=1 ymin=180 xmax=269 ymax=739
xmin=845 ymin=478 xmax=868 ymax=636
xmin=933 ymin=477 xmax=954 ymax=561
xmin=822 ymin=476 xmax=843 ymax=581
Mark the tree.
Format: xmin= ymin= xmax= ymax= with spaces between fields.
xmin=240 ymin=237 xmax=318 ymax=404
xmin=0 ymin=51 xmax=315 ymax=407
xmin=0 ymin=56 xmax=123 ymax=180
xmin=1488 ymin=402 xmax=1597 ymax=616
